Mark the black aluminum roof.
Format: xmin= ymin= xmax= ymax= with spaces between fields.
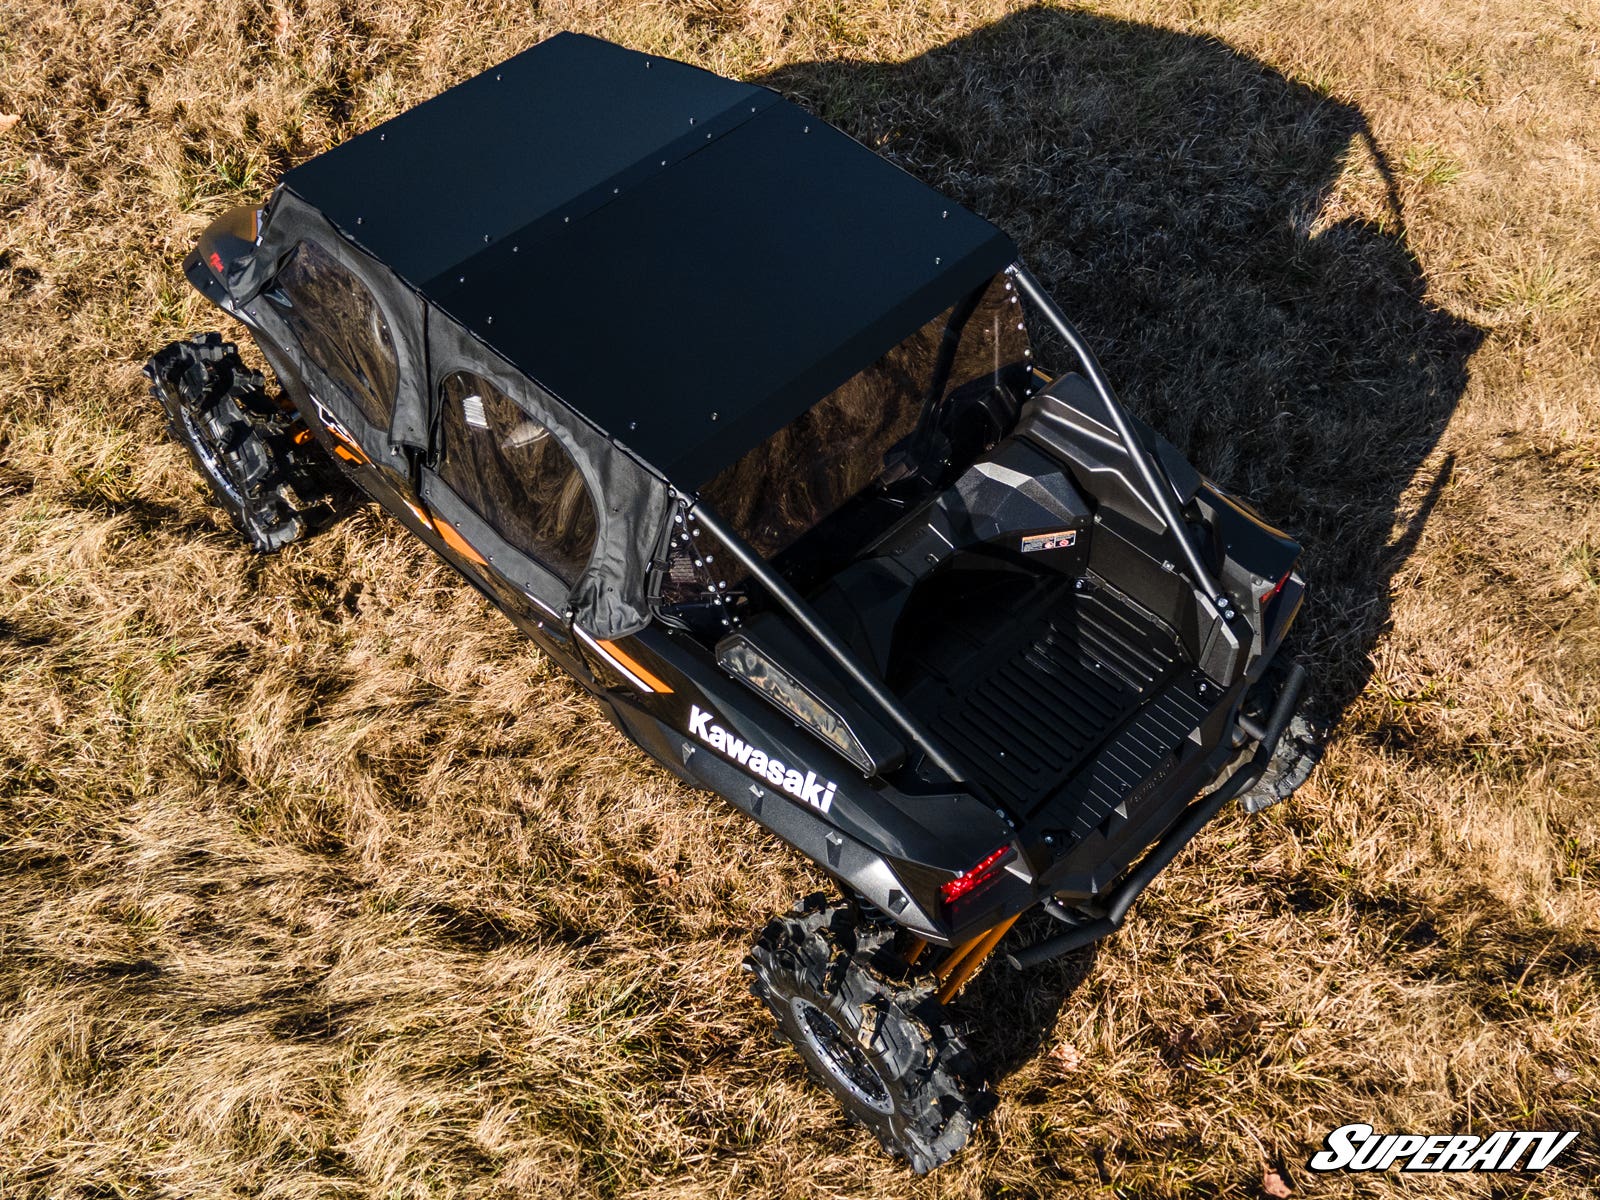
xmin=280 ymin=32 xmax=1016 ymax=487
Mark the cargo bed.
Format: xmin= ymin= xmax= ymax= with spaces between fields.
xmin=891 ymin=570 xmax=1226 ymax=849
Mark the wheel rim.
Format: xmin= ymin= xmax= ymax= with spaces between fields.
xmin=790 ymin=997 xmax=894 ymax=1114
xmin=172 ymin=400 xmax=248 ymax=511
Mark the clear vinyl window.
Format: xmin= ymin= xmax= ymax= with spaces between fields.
xmin=266 ymin=240 xmax=399 ymax=430
xmin=435 ymin=371 xmax=598 ymax=583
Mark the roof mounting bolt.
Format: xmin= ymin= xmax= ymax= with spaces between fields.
xmin=512 ymin=245 xmax=519 ymax=253
xmin=613 ymin=187 xmax=619 ymax=194
xmin=942 ymin=210 xmax=948 ymax=218
xmin=483 ymin=234 xmax=490 ymax=242
xmin=934 ymin=256 xmax=942 ymax=265
xmin=689 ymin=117 xmax=695 ymax=125
xmin=379 ymin=133 xmax=385 ymax=141
xmin=356 ymin=216 xmax=363 ymax=224
xmin=803 ymin=125 xmax=810 ymax=133
xmin=486 ymin=316 xmax=493 ymax=325
xmin=1017 ymin=322 xmax=1025 ymax=330
xmin=704 ymin=553 xmax=713 ymax=562
xmin=1005 ymin=281 xmax=1013 ymax=290
xmin=495 ymin=74 xmax=502 ymax=81
xmin=1024 ymin=348 xmax=1032 ymax=357
xmin=629 ymin=421 xmax=637 ymax=431
xmin=457 ymin=275 xmax=464 ymax=283
xmin=564 ymin=216 xmax=570 ymax=222
xmin=709 ymin=411 xmax=719 ymax=421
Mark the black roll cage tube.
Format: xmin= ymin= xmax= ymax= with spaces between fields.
xmin=1005 ymin=262 xmax=1226 ymax=605
xmin=686 ymin=260 xmax=1228 ymax=812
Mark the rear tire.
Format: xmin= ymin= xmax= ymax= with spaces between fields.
xmin=745 ymin=895 xmax=989 ymax=1173
xmin=145 ymin=333 xmax=339 ymax=552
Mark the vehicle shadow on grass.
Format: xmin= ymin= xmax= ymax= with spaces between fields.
xmin=758 ymin=6 xmax=1482 ymax=1077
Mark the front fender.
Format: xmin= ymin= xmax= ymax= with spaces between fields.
xmin=182 ymin=204 xmax=261 ymax=316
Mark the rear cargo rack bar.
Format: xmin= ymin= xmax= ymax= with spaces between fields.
xmin=688 ymin=501 xmax=979 ymax=793
xmin=1007 ymin=262 xmax=1227 ymax=608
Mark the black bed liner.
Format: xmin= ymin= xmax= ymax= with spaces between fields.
xmin=896 ymin=579 xmax=1224 ymax=846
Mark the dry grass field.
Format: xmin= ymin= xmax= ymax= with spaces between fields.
xmin=2 ymin=0 xmax=1598 ymax=1196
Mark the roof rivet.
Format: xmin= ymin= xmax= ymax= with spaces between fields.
xmin=613 ymin=187 xmax=619 ymax=194
xmin=934 ymin=256 xmax=942 ymax=265
xmin=356 ymin=216 xmax=363 ymax=224
xmin=942 ymin=210 xmax=948 ymax=218
xmin=457 ymin=275 xmax=465 ymax=283
xmin=710 ymin=411 xmax=719 ymax=421
xmin=629 ymin=421 xmax=637 ymax=431
xmin=803 ymin=125 xmax=810 ymax=133
xmin=512 ymin=245 xmax=519 ymax=253
xmin=689 ymin=117 xmax=695 ymax=125
xmin=495 ymin=73 xmax=502 ymax=80
xmin=645 ymin=61 xmax=651 ymax=68
xmin=1017 ymin=322 xmax=1025 ymax=330
xmin=483 ymin=234 xmax=490 ymax=242
xmin=564 ymin=216 xmax=570 ymax=222
xmin=706 ymin=132 xmax=712 ymax=139
xmin=486 ymin=316 xmax=494 ymax=324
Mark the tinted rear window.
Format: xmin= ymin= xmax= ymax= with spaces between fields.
xmin=698 ymin=274 xmax=1028 ymax=559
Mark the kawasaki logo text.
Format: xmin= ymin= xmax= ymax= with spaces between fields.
xmin=1309 ymin=1124 xmax=1578 ymax=1173
xmin=688 ymin=705 xmax=837 ymax=815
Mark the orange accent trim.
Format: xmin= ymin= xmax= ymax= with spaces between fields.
xmin=292 ymin=427 xmax=314 ymax=445
xmin=934 ymin=914 xmax=1019 ymax=1003
xmin=596 ymin=639 xmax=673 ymax=693
xmin=904 ymin=936 xmax=928 ymax=966
xmin=434 ymin=517 xmax=487 ymax=565
xmin=328 ymin=432 xmax=369 ymax=464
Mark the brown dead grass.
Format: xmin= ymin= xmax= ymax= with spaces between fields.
xmin=1 ymin=0 xmax=1598 ymax=1196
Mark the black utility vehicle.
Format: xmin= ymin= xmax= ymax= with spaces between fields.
xmin=148 ymin=32 xmax=1317 ymax=1171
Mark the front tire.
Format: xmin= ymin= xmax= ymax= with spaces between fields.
xmin=745 ymin=896 xmax=989 ymax=1173
xmin=145 ymin=333 xmax=339 ymax=552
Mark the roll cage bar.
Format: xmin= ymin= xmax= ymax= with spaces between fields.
xmin=686 ymin=260 xmax=1227 ymax=806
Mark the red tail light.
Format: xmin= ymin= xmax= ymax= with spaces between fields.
xmin=940 ymin=845 xmax=1014 ymax=906
xmin=1260 ymin=569 xmax=1292 ymax=604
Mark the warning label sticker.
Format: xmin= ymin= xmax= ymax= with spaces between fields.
xmin=1021 ymin=529 xmax=1079 ymax=553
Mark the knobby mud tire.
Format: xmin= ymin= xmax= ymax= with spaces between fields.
xmin=145 ymin=333 xmax=339 ymax=552
xmin=746 ymin=895 xmax=991 ymax=1173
